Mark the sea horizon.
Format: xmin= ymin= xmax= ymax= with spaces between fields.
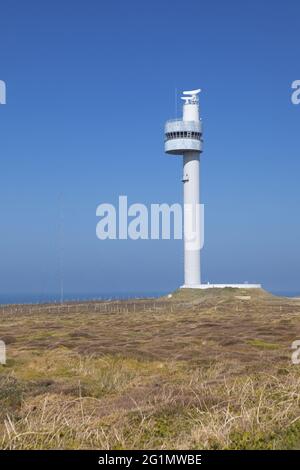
xmin=0 ymin=289 xmax=299 ymax=306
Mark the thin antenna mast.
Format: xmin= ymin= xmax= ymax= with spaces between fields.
xmin=59 ymin=193 xmax=64 ymax=304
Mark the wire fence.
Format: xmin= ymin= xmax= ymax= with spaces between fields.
xmin=1 ymin=296 xmax=298 ymax=318
xmin=0 ymin=299 xmax=192 ymax=317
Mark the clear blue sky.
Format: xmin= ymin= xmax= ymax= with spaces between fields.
xmin=0 ymin=0 xmax=299 ymax=298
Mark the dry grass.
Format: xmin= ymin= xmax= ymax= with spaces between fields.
xmin=1 ymin=288 xmax=300 ymax=449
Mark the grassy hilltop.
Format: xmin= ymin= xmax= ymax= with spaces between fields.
xmin=1 ymin=288 xmax=300 ymax=449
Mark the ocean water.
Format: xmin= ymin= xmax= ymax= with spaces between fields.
xmin=0 ymin=291 xmax=168 ymax=306
xmin=271 ymin=291 xmax=300 ymax=298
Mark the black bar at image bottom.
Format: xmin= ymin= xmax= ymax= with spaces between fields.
xmin=0 ymin=450 xmax=298 ymax=466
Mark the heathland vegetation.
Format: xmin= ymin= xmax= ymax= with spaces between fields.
xmin=1 ymin=288 xmax=300 ymax=449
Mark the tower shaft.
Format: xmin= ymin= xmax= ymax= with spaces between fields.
xmin=183 ymin=152 xmax=201 ymax=286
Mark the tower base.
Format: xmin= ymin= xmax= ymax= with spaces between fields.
xmin=181 ymin=283 xmax=262 ymax=289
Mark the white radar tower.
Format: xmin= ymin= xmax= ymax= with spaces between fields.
xmin=164 ymin=89 xmax=203 ymax=287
